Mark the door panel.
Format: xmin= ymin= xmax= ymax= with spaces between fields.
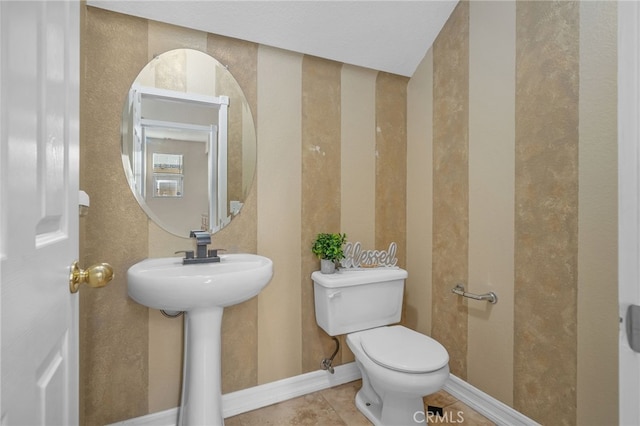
xmin=1 ymin=1 xmax=79 ymax=424
xmin=619 ymin=1 xmax=640 ymax=424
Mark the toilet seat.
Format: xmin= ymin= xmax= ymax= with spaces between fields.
xmin=360 ymin=326 xmax=449 ymax=374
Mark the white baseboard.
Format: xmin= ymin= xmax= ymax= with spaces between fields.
xmin=108 ymin=362 xmax=361 ymax=426
xmin=223 ymin=362 xmax=361 ymax=418
xmin=110 ymin=364 xmax=538 ymax=426
xmin=443 ymin=374 xmax=540 ymax=426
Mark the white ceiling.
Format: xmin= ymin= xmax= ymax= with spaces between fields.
xmin=87 ymin=1 xmax=458 ymax=77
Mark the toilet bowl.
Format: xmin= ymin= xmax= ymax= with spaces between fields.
xmin=312 ymin=269 xmax=451 ymax=426
xmin=346 ymin=325 xmax=449 ymax=426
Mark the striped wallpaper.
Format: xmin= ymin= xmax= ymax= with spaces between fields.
xmin=81 ymin=2 xmax=618 ymax=426
xmin=409 ymin=2 xmax=618 ymax=425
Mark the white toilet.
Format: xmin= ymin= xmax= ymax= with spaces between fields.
xmin=312 ymin=268 xmax=449 ymax=426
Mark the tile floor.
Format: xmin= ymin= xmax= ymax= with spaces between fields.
xmin=225 ymin=380 xmax=495 ymax=425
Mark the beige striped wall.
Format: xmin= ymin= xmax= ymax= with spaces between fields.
xmin=408 ymin=2 xmax=618 ymax=425
xmin=81 ymin=2 xmax=618 ymax=426
xmin=80 ymin=8 xmax=150 ymax=426
xmin=80 ymin=6 xmax=405 ymax=425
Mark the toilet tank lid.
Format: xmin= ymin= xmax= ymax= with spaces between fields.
xmin=311 ymin=268 xmax=407 ymax=288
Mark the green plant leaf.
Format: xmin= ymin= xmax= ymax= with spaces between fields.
xmin=311 ymin=232 xmax=347 ymax=262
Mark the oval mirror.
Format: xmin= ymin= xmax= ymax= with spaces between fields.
xmin=121 ymin=48 xmax=256 ymax=237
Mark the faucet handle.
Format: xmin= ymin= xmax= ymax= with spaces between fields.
xmin=175 ymin=250 xmax=194 ymax=259
xmin=208 ymin=248 xmax=226 ymax=258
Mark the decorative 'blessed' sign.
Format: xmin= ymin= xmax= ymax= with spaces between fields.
xmin=340 ymin=241 xmax=398 ymax=268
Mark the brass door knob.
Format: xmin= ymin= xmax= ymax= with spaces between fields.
xmin=69 ymin=260 xmax=114 ymax=294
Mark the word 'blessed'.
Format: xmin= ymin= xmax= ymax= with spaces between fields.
xmin=340 ymin=241 xmax=398 ymax=268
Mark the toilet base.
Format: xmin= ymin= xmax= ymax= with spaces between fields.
xmin=355 ymin=389 xmax=426 ymax=426
xmin=355 ymin=390 xmax=383 ymax=426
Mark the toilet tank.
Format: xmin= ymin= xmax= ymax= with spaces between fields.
xmin=312 ymin=268 xmax=407 ymax=336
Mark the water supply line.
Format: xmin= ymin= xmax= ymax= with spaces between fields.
xmin=321 ymin=337 xmax=340 ymax=374
xmin=161 ymin=310 xmax=184 ymax=318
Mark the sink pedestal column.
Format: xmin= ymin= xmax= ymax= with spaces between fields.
xmin=178 ymin=307 xmax=224 ymax=426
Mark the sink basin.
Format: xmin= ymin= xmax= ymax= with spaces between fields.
xmin=127 ymin=253 xmax=273 ymax=426
xmin=127 ymin=253 xmax=273 ymax=311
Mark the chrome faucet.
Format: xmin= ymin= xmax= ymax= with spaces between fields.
xmin=190 ymin=230 xmax=211 ymax=259
xmin=176 ymin=231 xmax=223 ymax=264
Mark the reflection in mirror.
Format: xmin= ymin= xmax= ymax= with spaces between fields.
xmin=121 ymin=49 xmax=256 ymax=237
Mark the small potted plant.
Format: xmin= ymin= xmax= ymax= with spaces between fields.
xmin=312 ymin=232 xmax=347 ymax=274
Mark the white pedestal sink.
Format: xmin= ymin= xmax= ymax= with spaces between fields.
xmin=127 ymin=254 xmax=273 ymax=426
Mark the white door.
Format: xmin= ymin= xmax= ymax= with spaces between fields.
xmin=619 ymin=1 xmax=640 ymax=425
xmin=1 ymin=1 xmax=80 ymax=424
